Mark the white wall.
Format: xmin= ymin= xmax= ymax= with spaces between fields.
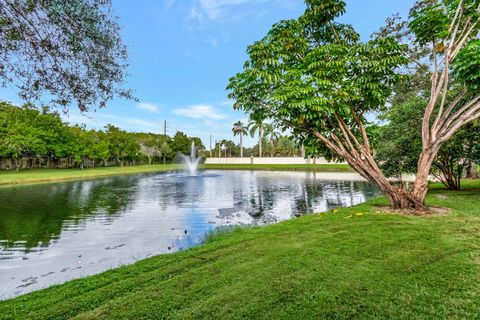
xmin=204 ymin=157 xmax=345 ymax=165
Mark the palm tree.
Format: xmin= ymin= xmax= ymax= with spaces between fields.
xmin=232 ymin=121 xmax=247 ymax=157
xmin=265 ymin=128 xmax=281 ymax=157
xmin=248 ymin=120 xmax=272 ymax=158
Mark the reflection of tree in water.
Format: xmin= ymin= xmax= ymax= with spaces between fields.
xmin=291 ymin=178 xmax=325 ymax=216
xmin=243 ymin=177 xmax=379 ymax=219
xmin=0 ymin=176 xmax=138 ymax=253
xmin=321 ymin=181 xmax=379 ymax=211
xmin=248 ymin=184 xmax=277 ymax=219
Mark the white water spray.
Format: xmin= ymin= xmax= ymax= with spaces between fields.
xmin=180 ymin=141 xmax=201 ymax=176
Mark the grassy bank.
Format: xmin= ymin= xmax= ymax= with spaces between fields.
xmin=1 ymin=181 xmax=480 ymax=319
xmin=0 ymin=164 xmax=183 ymax=186
xmin=0 ymin=163 xmax=352 ymax=186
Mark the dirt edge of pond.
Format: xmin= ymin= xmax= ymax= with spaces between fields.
xmin=373 ymin=205 xmax=452 ymax=217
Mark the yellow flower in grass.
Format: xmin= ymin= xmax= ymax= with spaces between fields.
xmin=345 ymin=215 xmax=352 ymax=219
xmin=332 ymin=209 xmax=338 ymax=214
xmin=355 ymin=212 xmax=365 ymax=217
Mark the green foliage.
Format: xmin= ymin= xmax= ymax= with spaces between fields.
xmin=375 ymin=97 xmax=426 ymax=178
xmin=227 ymin=0 xmax=407 ymax=157
xmin=171 ymin=132 xmax=204 ymax=157
xmin=376 ymin=96 xmax=480 ymax=189
xmin=453 ymin=39 xmax=480 ymax=90
xmin=0 ymin=0 xmax=133 ymax=112
xmin=0 ymin=102 xmax=204 ymax=169
xmin=409 ymin=2 xmax=450 ymax=46
xmin=232 ymin=121 xmax=247 ymax=136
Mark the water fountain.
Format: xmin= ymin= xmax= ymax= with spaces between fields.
xmin=180 ymin=141 xmax=202 ymax=176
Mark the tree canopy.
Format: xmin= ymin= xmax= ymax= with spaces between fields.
xmin=228 ymin=0 xmax=480 ymax=210
xmin=0 ymin=103 xmax=204 ymax=169
xmin=0 ymin=0 xmax=133 ymax=112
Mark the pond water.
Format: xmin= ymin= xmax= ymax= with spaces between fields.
xmin=0 ymin=170 xmax=378 ymax=299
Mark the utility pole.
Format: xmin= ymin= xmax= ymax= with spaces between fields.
xmin=164 ymin=120 xmax=167 ymax=137
xmin=209 ymin=134 xmax=212 ymax=157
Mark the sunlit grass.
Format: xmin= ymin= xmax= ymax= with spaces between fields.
xmin=0 ymin=165 xmax=183 ymax=186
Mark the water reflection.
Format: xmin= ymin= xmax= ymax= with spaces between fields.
xmin=0 ymin=176 xmax=138 ymax=254
xmin=0 ymin=170 xmax=378 ymax=299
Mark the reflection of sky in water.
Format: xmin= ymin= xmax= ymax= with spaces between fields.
xmin=0 ymin=170 xmax=378 ymax=299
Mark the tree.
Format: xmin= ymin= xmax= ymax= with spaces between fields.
xmin=0 ymin=0 xmax=133 ymax=112
xmin=376 ymin=96 xmax=480 ymax=190
xmin=433 ymin=124 xmax=480 ymax=188
xmin=227 ymin=0 xmax=480 ymax=211
xmin=0 ymin=103 xmax=42 ymax=169
xmin=265 ymin=127 xmax=281 ymax=157
xmin=170 ymin=131 xmax=202 ymax=156
xmin=277 ymin=136 xmax=298 ymax=157
xmin=215 ymin=139 xmax=237 ymax=157
xmin=105 ymin=125 xmax=138 ymax=166
xmin=248 ymin=119 xmax=272 ymax=158
xmin=157 ymin=135 xmax=172 ymax=164
xmin=232 ymin=121 xmax=247 ymax=157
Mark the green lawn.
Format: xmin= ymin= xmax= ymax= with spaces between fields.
xmin=0 ymin=163 xmax=352 ymax=186
xmin=1 ymin=181 xmax=479 ymax=319
xmin=0 ymin=164 xmax=183 ymax=186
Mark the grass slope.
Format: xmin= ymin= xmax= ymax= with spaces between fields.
xmin=0 ymin=165 xmax=183 ymax=186
xmin=0 ymin=164 xmax=352 ymax=186
xmin=1 ymin=182 xmax=480 ymax=319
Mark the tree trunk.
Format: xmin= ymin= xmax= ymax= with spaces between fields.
xmin=341 ymin=153 xmax=426 ymax=211
xmin=240 ymin=132 xmax=243 ymax=158
xmin=410 ymin=148 xmax=438 ymax=204
xmin=466 ymin=160 xmax=478 ymax=179
xmin=259 ymin=128 xmax=263 ymax=157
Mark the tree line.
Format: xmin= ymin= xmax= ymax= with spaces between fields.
xmin=0 ymin=102 xmax=204 ymax=170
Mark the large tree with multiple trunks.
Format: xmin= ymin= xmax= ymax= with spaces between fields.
xmin=227 ymin=0 xmax=480 ymax=211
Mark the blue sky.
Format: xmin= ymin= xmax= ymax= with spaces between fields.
xmin=1 ymin=0 xmax=416 ymax=147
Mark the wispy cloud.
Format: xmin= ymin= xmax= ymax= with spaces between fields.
xmin=174 ymin=104 xmax=227 ymax=120
xmin=136 ymin=102 xmax=160 ymax=113
xmin=194 ymin=0 xmax=269 ymax=21
xmin=220 ymin=99 xmax=234 ymax=107
xmin=165 ymin=0 xmax=278 ymax=36
xmin=61 ymin=112 xmax=163 ymax=133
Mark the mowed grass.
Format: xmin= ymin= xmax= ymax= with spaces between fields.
xmin=0 ymin=164 xmax=183 ymax=186
xmin=1 ymin=181 xmax=480 ymax=319
xmin=0 ymin=163 xmax=352 ymax=186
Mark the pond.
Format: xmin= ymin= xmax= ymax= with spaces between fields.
xmin=0 ymin=170 xmax=379 ymax=299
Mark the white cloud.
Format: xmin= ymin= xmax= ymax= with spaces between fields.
xmin=136 ymin=102 xmax=160 ymax=113
xmin=220 ymin=99 xmax=235 ymax=107
xmin=174 ymin=104 xmax=227 ymax=120
xmin=61 ymin=112 xmax=163 ymax=133
xmin=197 ymin=0 xmax=268 ymax=21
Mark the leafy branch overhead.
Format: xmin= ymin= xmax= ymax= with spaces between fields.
xmin=0 ymin=0 xmax=134 ymax=112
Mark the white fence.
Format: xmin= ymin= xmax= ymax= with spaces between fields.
xmin=204 ymin=157 xmax=344 ymax=165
